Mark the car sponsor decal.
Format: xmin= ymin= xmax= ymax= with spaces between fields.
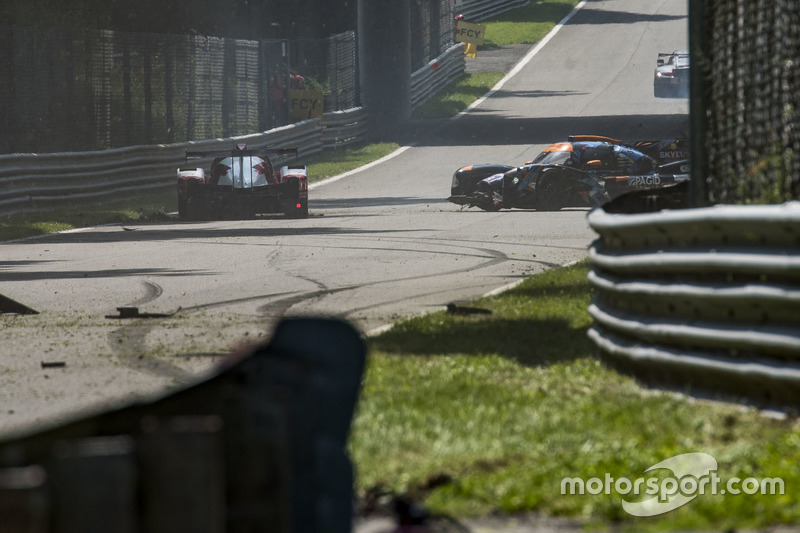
xmin=659 ymin=150 xmax=690 ymax=159
xmin=628 ymin=175 xmax=662 ymax=188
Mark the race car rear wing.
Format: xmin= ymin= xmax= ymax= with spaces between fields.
xmin=568 ymin=135 xmax=688 ymax=147
xmin=184 ymin=146 xmax=298 ymax=161
xmin=657 ymin=52 xmax=672 ymax=66
xmin=569 ymin=135 xmax=622 ymax=144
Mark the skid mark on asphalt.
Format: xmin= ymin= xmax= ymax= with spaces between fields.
xmin=125 ymin=279 xmax=164 ymax=307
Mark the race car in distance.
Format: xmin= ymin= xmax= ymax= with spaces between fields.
xmin=177 ymin=144 xmax=308 ymax=220
xmin=448 ymin=135 xmax=690 ymax=212
xmin=654 ymin=50 xmax=689 ymax=98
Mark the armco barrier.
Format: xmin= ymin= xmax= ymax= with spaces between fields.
xmin=0 ymin=317 xmax=366 ymax=533
xmin=411 ymin=44 xmax=467 ymax=110
xmin=586 ymin=202 xmax=800 ymax=409
xmin=458 ymin=0 xmax=531 ymax=21
xmin=0 ymin=111 xmax=348 ymax=216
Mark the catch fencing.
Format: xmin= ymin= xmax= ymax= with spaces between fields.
xmin=587 ymin=203 xmax=800 ymax=409
xmin=0 ymin=27 xmax=358 ymax=154
xmin=411 ymin=0 xmax=458 ymax=72
xmin=409 ymin=0 xmax=531 ymax=72
xmin=694 ymin=0 xmax=800 ymax=204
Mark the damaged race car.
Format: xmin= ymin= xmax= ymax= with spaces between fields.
xmin=177 ymin=144 xmax=308 ymax=220
xmin=448 ymin=135 xmax=690 ymax=212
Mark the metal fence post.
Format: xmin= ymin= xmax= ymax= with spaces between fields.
xmin=689 ymin=0 xmax=710 ymax=207
xmin=47 ymin=436 xmax=138 ymax=533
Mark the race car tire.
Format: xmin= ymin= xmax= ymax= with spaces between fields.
xmin=654 ymin=83 xmax=666 ymax=98
xmin=534 ymin=173 xmax=564 ymax=211
xmin=178 ymin=194 xmax=204 ymax=221
xmin=178 ymin=180 xmax=205 ymax=221
xmin=178 ymin=195 xmax=189 ymax=220
xmin=285 ymin=200 xmax=308 ymax=219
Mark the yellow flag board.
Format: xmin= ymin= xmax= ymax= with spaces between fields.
xmin=455 ymin=21 xmax=486 ymax=45
xmin=290 ymin=90 xmax=324 ymax=121
xmin=463 ymin=42 xmax=477 ymax=59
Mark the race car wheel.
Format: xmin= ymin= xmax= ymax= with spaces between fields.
xmin=178 ymin=195 xmax=189 ymax=220
xmin=285 ymin=200 xmax=308 ymax=219
xmin=178 ymin=180 xmax=205 ymax=221
xmin=534 ymin=174 xmax=564 ymax=211
xmin=178 ymin=194 xmax=202 ymax=221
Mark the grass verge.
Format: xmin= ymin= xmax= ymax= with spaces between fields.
xmin=412 ymin=72 xmax=505 ymax=119
xmin=480 ymin=0 xmax=582 ymax=48
xmin=350 ymin=261 xmax=800 ymax=531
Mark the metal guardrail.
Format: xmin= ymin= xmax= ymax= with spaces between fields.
xmin=0 ymin=111 xmax=362 ymax=216
xmin=586 ymin=202 xmax=800 ymax=409
xmin=0 ymin=317 xmax=366 ymax=533
xmin=458 ymin=0 xmax=531 ymax=21
xmin=410 ymin=44 xmax=467 ymax=109
xmin=320 ymin=107 xmax=370 ymax=148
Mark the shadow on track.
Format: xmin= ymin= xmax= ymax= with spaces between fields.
xmin=396 ymin=114 xmax=690 ymax=148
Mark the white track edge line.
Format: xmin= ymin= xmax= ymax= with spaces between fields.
xmin=455 ymin=0 xmax=589 ymax=118
xmin=308 ymin=146 xmax=412 ymax=189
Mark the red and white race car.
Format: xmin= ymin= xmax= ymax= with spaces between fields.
xmin=177 ymin=144 xmax=308 ymax=220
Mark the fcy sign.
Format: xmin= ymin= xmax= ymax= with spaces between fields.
xmin=455 ymin=21 xmax=486 ymax=45
xmin=290 ymin=90 xmax=324 ymax=121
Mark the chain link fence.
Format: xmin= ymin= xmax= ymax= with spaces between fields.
xmin=411 ymin=0 xmax=456 ymax=71
xmin=0 ymin=27 xmax=357 ymax=153
xmin=697 ymin=0 xmax=800 ymax=204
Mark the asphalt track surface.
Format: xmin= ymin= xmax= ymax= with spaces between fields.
xmin=0 ymin=0 xmax=688 ymax=440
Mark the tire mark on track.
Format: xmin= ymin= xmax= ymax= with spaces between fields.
xmin=126 ymin=279 xmax=163 ymax=307
xmin=252 ymin=243 xmax=559 ymax=318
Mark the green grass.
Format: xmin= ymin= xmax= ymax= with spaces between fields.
xmin=0 ymin=191 xmax=177 ymax=242
xmin=412 ymin=72 xmax=505 ymax=119
xmin=480 ymin=0 xmax=582 ymax=48
xmin=305 ymin=142 xmax=399 ymax=179
xmin=351 ymin=261 xmax=800 ymax=531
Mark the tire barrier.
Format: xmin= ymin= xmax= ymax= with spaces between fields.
xmin=586 ymin=202 xmax=800 ymax=409
xmin=0 ymin=317 xmax=366 ymax=533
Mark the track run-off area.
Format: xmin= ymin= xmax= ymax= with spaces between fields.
xmin=0 ymin=0 xmax=688 ymax=435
